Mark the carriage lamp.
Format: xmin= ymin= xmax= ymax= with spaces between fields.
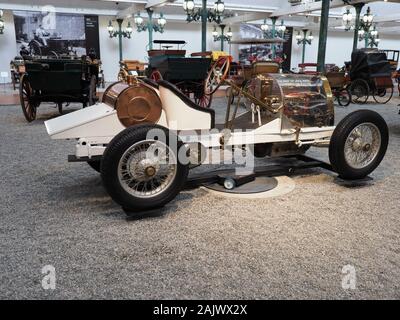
xmin=212 ymin=24 xmax=232 ymax=51
xmin=183 ymin=0 xmax=225 ymax=24
xmin=296 ymin=29 xmax=313 ymax=64
xmin=342 ymin=8 xmax=353 ymax=31
xmin=135 ymin=11 xmax=166 ymax=33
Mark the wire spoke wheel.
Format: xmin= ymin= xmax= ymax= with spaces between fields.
xmin=195 ymin=93 xmax=212 ymax=108
xmin=344 ymin=123 xmax=382 ymax=170
xmin=117 ymin=140 xmax=178 ymax=199
xmin=373 ymin=87 xmax=393 ymax=104
xmin=19 ymin=75 xmax=37 ymax=122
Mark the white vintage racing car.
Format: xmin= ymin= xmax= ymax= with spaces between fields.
xmin=45 ymin=58 xmax=388 ymax=213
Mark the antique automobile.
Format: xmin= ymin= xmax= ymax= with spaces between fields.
xmin=349 ymin=49 xmax=394 ymax=104
xmin=20 ymin=57 xmax=99 ymax=122
xmin=10 ymin=56 xmax=25 ymax=90
xmin=44 ymin=57 xmax=388 ymax=214
xmin=118 ymin=60 xmax=147 ymax=81
xmin=147 ymin=40 xmax=213 ymax=108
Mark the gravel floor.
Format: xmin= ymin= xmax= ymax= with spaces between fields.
xmin=0 ymin=97 xmax=399 ymax=300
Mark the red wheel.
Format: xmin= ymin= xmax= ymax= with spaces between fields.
xmin=19 ymin=74 xmax=37 ymax=122
xmin=195 ymin=94 xmax=213 ymax=108
xmin=150 ymin=70 xmax=163 ymax=82
xmin=204 ymin=56 xmax=231 ymax=95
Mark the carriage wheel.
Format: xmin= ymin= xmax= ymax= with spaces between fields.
xmin=195 ymin=94 xmax=213 ymax=108
xmin=29 ymin=40 xmax=42 ymax=57
xmin=204 ymin=56 xmax=231 ymax=95
xmin=19 ymin=75 xmax=37 ymax=122
xmin=49 ymin=51 xmax=59 ymax=58
xmin=88 ymin=75 xmax=97 ymax=106
xmin=373 ymin=87 xmax=393 ymax=104
xmin=150 ymin=70 xmax=163 ymax=82
xmin=337 ymin=88 xmax=351 ymax=107
xmin=350 ymin=79 xmax=370 ymax=104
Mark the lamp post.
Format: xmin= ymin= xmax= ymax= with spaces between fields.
xmin=296 ymin=29 xmax=313 ymax=64
xmin=212 ymin=24 xmax=232 ymax=51
xmin=0 ymin=9 xmax=4 ymax=35
xmin=358 ymin=7 xmax=375 ymax=48
xmin=261 ymin=18 xmax=286 ymax=59
xmin=183 ymin=0 xmax=225 ymax=52
xmin=359 ymin=24 xmax=380 ymax=48
xmin=134 ymin=9 xmax=167 ymax=50
xmin=108 ymin=19 xmax=133 ymax=61
xmin=352 ymin=3 xmax=365 ymax=51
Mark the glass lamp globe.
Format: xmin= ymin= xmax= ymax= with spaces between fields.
xmin=158 ymin=16 xmax=166 ymax=27
xmin=135 ymin=14 xmax=143 ymax=25
xmin=226 ymin=27 xmax=233 ymax=38
xmin=308 ymin=33 xmax=314 ymax=41
xmin=186 ymin=0 xmax=195 ymax=11
xmin=359 ymin=29 xmax=365 ymax=36
xmin=214 ymin=1 xmax=225 ymax=14
xmin=212 ymin=27 xmax=218 ymax=37
xmin=107 ymin=22 xmax=114 ymax=32
xmin=126 ymin=23 xmax=133 ymax=34
xmin=0 ymin=9 xmax=3 ymax=18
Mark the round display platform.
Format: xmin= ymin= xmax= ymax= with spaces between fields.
xmin=202 ymin=176 xmax=295 ymax=199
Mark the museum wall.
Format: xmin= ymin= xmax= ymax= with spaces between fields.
xmin=0 ymin=8 xmax=399 ymax=83
xmin=0 ymin=10 xmax=18 ymax=83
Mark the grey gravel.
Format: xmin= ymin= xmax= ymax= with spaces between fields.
xmin=0 ymin=97 xmax=399 ymax=300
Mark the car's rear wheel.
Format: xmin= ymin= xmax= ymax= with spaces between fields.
xmin=350 ymin=79 xmax=369 ymax=104
xmin=373 ymin=87 xmax=393 ymax=104
xmin=329 ymin=110 xmax=388 ymax=180
xmin=101 ymin=124 xmax=189 ymax=212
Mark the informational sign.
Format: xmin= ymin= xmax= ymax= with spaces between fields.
xmin=13 ymin=10 xmax=100 ymax=58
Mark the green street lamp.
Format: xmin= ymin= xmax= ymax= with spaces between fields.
xmin=0 ymin=9 xmax=4 ymax=35
xmin=108 ymin=19 xmax=133 ymax=61
xmin=296 ymin=29 xmax=314 ymax=64
xmin=359 ymin=24 xmax=380 ymax=48
xmin=183 ymin=0 xmax=225 ymax=52
xmin=134 ymin=10 xmax=167 ymax=50
xmin=212 ymin=24 xmax=232 ymax=51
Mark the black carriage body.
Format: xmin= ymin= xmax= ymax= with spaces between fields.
xmin=350 ymin=49 xmax=393 ymax=89
xmin=149 ymin=55 xmax=211 ymax=83
xmin=24 ymin=58 xmax=98 ymax=104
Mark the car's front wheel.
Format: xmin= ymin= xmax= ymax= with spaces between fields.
xmin=101 ymin=124 xmax=189 ymax=212
xmin=329 ymin=110 xmax=388 ymax=180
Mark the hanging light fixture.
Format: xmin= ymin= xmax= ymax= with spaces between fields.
xmin=183 ymin=0 xmax=196 ymax=13
xmin=134 ymin=12 xmax=144 ymax=27
xmin=214 ymin=0 xmax=225 ymax=15
xmin=158 ymin=12 xmax=167 ymax=29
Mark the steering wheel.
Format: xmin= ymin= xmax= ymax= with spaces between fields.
xmin=204 ymin=56 xmax=231 ymax=95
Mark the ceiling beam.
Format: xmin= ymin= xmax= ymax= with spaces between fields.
xmin=223 ymin=12 xmax=273 ymax=25
xmin=270 ymin=0 xmax=372 ymax=18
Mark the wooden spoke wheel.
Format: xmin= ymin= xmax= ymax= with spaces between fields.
xmin=19 ymin=75 xmax=37 ymax=122
xmin=204 ymin=56 xmax=231 ymax=95
xmin=150 ymin=70 xmax=163 ymax=82
xmin=195 ymin=93 xmax=213 ymax=108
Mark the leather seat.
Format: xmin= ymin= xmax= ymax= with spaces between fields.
xmin=158 ymin=80 xmax=215 ymax=129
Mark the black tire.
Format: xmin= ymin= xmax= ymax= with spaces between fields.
xmin=373 ymin=87 xmax=393 ymax=104
xmin=329 ymin=110 xmax=388 ymax=180
xmin=337 ymin=88 xmax=351 ymax=107
xmin=101 ymin=124 xmax=189 ymax=212
xmin=87 ymin=160 xmax=101 ymax=173
xmin=350 ymin=79 xmax=369 ymax=104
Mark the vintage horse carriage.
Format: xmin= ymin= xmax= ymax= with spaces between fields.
xmin=349 ymin=49 xmax=394 ymax=104
xmin=146 ymin=40 xmax=213 ymax=108
xmin=20 ymin=58 xmax=99 ymax=122
xmin=45 ymin=56 xmax=388 ymax=214
xmin=118 ymin=60 xmax=147 ymax=81
xmin=325 ymin=70 xmax=351 ymax=107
